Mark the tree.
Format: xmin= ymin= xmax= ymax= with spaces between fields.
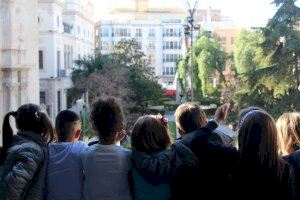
xmin=112 ymin=39 xmax=164 ymax=109
xmin=178 ymin=29 xmax=228 ymax=98
xmin=261 ymin=0 xmax=300 ymax=94
xmin=232 ymin=0 xmax=300 ymax=116
xmin=71 ymin=55 xmax=130 ymax=106
xmin=71 ymin=39 xmax=164 ymax=128
xmin=234 ymin=29 xmax=270 ymax=74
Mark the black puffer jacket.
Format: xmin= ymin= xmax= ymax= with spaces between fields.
xmin=0 ymin=131 xmax=48 ymax=200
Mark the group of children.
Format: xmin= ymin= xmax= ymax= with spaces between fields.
xmin=0 ymin=97 xmax=299 ymax=200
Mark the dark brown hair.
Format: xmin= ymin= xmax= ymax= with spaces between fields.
xmin=174 ymin=102 xmax=207 ymax=135
xmin=131 ymin=115 xmax=171 ymax=154
xmin=55 ymin=110 xmax=81 ymax=142
xmin=1 ymin=104 xmax=54 ymax=164
xmin=90 ymin=97 xmax=124 ymax=144
xmin=238 ymin=108 xmax=285 ymax=177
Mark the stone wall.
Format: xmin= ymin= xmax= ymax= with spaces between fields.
xmin=0 ymin=0 xmax=39 ymax=146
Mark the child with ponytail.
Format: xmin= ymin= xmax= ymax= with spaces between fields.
xmin=0 ymin=104 xmax=54 ymax=200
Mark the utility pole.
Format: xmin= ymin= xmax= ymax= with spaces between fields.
xmin=184 ymin=0 xmax=200 ymax=101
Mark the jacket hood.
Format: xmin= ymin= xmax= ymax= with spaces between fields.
xmin=15 ymin=131 xmax=47 ymax=147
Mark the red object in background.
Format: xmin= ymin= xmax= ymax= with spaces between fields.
xmin=163 ymin=90 xmax=176 ymax=96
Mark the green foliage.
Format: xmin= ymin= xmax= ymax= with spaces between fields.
xmin=71 ymin=38 xmax=164 ymax=131
xmin=232 ymin=0 xmax=300 ymax=116
xmin=177 ymin=57 xmax=189 ymax=98
xmin=234 ymin=29 xmax=271 ymax=74
xmin=177 ymin=29 xmax=228 ymax=100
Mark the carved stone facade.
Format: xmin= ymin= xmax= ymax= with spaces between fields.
xmin=0 ymin=0 xmax=39 ymax=144
xmin=38 ymin=0 xmax=94 ymax=120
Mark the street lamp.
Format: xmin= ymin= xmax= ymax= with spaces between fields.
xmin=184 ymin=0 xmax=200 ymax=101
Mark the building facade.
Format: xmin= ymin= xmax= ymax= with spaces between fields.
xmin=95 ymin=0 xmax=186 ymax=89
xmin=0 ymin=0 xmax=40 ymax=144
xmin=95 ymin=1 xmax=239 ymax=92
xmin=38 ymin=0 xmax=94 ymax=120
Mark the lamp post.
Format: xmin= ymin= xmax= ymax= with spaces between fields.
xmin=184 ymin=0 xmax=200 ymax=102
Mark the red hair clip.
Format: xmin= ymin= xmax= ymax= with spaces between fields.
xmin=156 ymin=113 xmax=168 ymax=127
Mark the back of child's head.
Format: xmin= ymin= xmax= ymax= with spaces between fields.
xmin=55 ymin=110 xmax=81 ymax=142
xmin=174 ymin=102 xmax=207 ymax=135
xmin=277 ymin=112 xmax=300 ymax=155
xmin=90 ymin=97 xmax=124 ymax=144
xmin=1 ymin=103 xmax=54 ymax=163
xmin=238 ymin=107 xmax=280 ymax=169
xmin=131 ymin=115 xmax=171 ymax=154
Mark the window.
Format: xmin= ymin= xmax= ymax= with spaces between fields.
xmin=135 ymin=28 xmax=142 ymax=37
xmin=63 ymin=22 xmax=72 ymax=33
xmin=163 ymin=67 xmax=176 ymax=75
xmin=148 ymin=28 xmax=155 ymax=37
xmin=164 ymin=28 xmax=180 ymax=37
xmin=57 ymin=50 xmax=61 ymax=69
xmin=40 ymin=91 xmax=46 ymax=104
xmin=70 ymin=46 xmax=73 ymax=68
xmin=57 ymin=16 xmax=60 ymax=28
xmin=148 ymin=41 xmax=155 ymax=50
xmin=39 ymin=50 xmax=43 ymax=69
xmin=100 ymin=28 xmax=109 ymax=37
xmin=64 ymin=45 xmax=67 ymax=68
xmin=163 ymin=41 xmax=181 ymax=49
xmin=77 ymin=26 xmax=80 ymax=34
xmin=115 ymin=28 xmax=130 ymax=37
xmin=163 ymin=54 xmax=180 ymax=62
xmin=17 ymin=71 xmax=21 ymax=83
xmin=137 ymin=42 xmax=142 ymax=49
xmin=57 ymin=91 xmax=61 ymax=112
xmin=95 ymin=29 xmax=99 ymax=36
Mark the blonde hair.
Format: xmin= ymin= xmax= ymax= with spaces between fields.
xmin=277 ymin=112 xmax=300 ymax=156
xmin=174 ymin=102 xmax=206 ymax=135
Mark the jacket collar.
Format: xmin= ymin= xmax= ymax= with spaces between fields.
xmin=17 ymin=131 xmax=47 ymax=147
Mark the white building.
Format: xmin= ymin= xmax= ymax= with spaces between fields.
xmin=0 ymin=0 xmax=40 ymax=144
xmin=95 ymin=1 xmax=238 ymax=92
xmin=38 ymin=0 xmax=94 ymax=120
xmin=95 ymin=0 xmax=186 ymax=89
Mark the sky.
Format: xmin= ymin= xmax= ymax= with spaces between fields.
xmin=92 ymin=0 xmax=299 ymax=28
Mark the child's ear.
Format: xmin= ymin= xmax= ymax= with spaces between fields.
xmin=75 ymin=128 xmax=82 ymax=139
xmin=115 ymin=130 xmax=126 ymax=143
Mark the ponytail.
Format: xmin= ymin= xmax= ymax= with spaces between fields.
xmin=0 ymin=111 xmax=16 ymax=165
xmin=40 ymin=112 xmax=54 ymax=143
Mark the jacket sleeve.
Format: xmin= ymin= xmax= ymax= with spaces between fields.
xmin=131 ymin=149 xmax=175 ymax=185
xmin=4 ymin=146 xmax=44 ymax=200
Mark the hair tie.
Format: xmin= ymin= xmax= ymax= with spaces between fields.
xmin=11 ymin=111 xmax=17 ymax=117
xmin=35 ymin=111 xmax=41 ymax=120
xmin=240 ymin=109 xmax=263 ymax=126
xmin=156 ymin=114 xmax=168 ymax=127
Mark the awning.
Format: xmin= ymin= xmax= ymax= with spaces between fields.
xmin=164 ymin=90 xmax=176 ymax=96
